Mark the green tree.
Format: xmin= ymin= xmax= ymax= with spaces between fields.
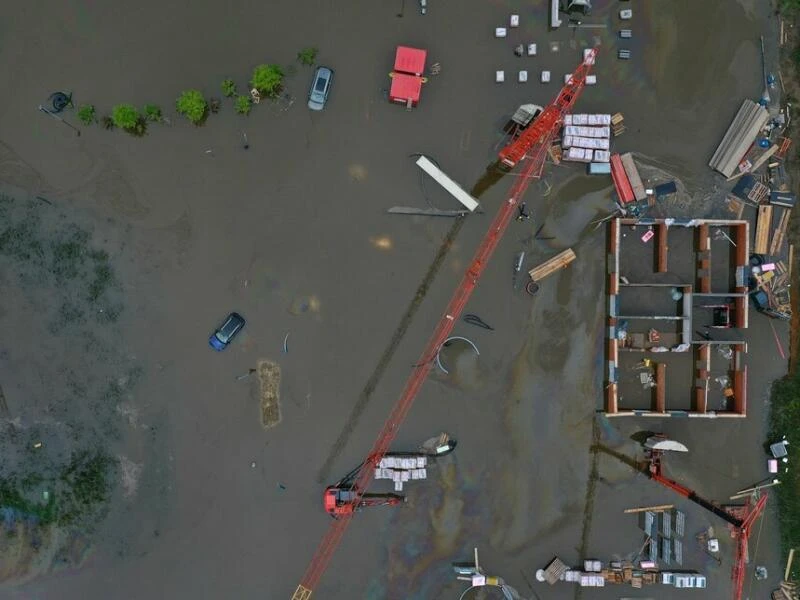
xmin=250 ymin=64 xmax=284 ymax=97
xmin=235 ymin=95 xmax=252 ymax=115
xmin=221 ymin=79 xmax=237 ymax=97
xmin=175 ymin=90 xmax=208 ymax=124
xmin=77 ymin=105 xmax=96 ymax=125
xmin=111 ymin=104 xmax=144 ymax=135
xmin=297 ymin=47 xmax=318 ymax=66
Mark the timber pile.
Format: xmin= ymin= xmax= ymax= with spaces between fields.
xmin=772 ymin=581 xmax=798 ymax=600
xmin=528 ymin=248 xmax=576 ymax=282
xmin=755 ymin=205 xmax=773 ymax=255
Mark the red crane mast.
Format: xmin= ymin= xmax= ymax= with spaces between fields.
xmin=291 ymin=48 xmax=598 ymax=600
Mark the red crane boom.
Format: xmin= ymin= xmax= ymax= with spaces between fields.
xmin=291 ymin=48 xmax=598 ymax=600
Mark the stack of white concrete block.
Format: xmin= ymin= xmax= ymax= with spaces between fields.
xmin=578 ymin=574 xmax=605 ymax=587
xmin=563 ymin=570 xmax=580 ymax=583
xmin=375 ymin=455 xmax=427 ymax=492
xmin=562 ymin=114 xmax=612 ymax=164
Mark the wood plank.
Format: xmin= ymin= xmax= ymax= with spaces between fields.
xmin=755 ymin=205 xmax=773 ymax=255
xmin=623 ymin=504 xmax=675 ymax=514
xmin=528 ymin=248 xmax=576 ymax=281
xmin=786 ymin=548 xmax=796 ymax=581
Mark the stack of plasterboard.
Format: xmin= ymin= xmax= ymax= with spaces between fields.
xmin=375 ymin=455 xmax=428 ymax=491
xmin=709 ymin=99 xmax=770 ymax=177
xmin=563 ymin=115 xmax=612 ymax=165
xmin=564 ymin=147 xmax=594 ymax=162
xmin=579 ymin=574 xmax=605 ymax=587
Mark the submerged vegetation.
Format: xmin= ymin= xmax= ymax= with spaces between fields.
xmin=769 ymin=371 xmax=800 ymax=577
xmin=0 ymin=452 xmax=114 ymax=527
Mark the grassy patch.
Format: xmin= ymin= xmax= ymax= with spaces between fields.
xmin=769 ymin=371 xmax=800 ymax=577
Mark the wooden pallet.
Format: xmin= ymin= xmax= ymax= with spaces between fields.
xmin=528 ymin=248 xmax=576 ymax=282
xmin=771 ymin=209 xmax=792 ymax=256
xmin=611 ymin=112 xmax=626 ymax=136
xmin=755 ymin=205 xmax=773 ymax=254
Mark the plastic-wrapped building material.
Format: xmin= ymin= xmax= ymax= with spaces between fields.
xmin=565 ymin=147 xmax=594 ymax=162
xmin=594 ymin=150 xmax=611 ymax=162
xmin=708 ymin=99 xmax=770 ymax=177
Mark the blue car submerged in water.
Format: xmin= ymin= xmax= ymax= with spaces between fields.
xmin=209 ymin=312 xmax=246 ymax=351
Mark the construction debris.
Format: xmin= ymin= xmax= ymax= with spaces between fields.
xmin=539 ymin=556 xmax=706 ymax=589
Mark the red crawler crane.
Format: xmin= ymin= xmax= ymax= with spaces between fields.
xmin=290 ymin=48 xmax=598 ymax=600
xmin=647 ymin=444 xmax=767 ymax=600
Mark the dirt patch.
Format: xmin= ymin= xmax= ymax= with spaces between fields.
xmin=257 ymin=359 xmax=282 ymax=429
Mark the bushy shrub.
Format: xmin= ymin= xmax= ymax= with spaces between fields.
xmin=77 ymin=105 xmax=96 ymax=125
xmin=297 ymin=47 xmax=318 ymax=66
xmin=235 ymin=95 xmax=252 ymax=115
xmin=250 ymin=64 xmax=284 ymax=97
xmin=221 ymin=79 xmax=237 ymax=97
xmin=143 ymin=104 xmax=162 ymax=122
xmin=175 ymin=90 xmax=208 ymax=124
xmin=111 ymin=104 xmax=145 ymax=135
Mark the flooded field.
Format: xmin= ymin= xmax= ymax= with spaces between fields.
xmin=0 ymin=0 xmax=789 ymax=598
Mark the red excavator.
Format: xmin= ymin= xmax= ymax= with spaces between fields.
xmin=324 ymin=433 xmax=458 ymax=518
xmin=324 ymin=463 xmax=405 ymax=518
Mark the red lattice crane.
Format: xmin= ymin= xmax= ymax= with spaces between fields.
xmin=647 ymin=445 xmax=767 ymax=600
xmin=290 ymin=48 xmax=598 ymax=600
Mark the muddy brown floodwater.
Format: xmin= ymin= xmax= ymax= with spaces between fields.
xmin=0 ymin=0 xmax=790 ymax=599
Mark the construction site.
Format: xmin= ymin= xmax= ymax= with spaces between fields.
xmin=0 ymin=0 xmax=796 ymax=599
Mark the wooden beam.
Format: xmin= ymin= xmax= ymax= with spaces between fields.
xmin=528 ymin=248 xmax=576 ymax=282
xmin=623 ymin=504 xmax=674 ymax=514
xmin=786 ymin=548 xmax=796 ymax=582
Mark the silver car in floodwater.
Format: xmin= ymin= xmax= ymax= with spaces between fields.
xmin=308 ymin=66 xmax=334 ymax=111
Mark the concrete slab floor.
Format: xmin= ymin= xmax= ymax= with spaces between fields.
xmin=0 ymin=0 xmax=788 ymax=599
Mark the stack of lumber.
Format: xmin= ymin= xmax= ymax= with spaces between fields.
xmin=771 ymin=209 xmax=792 ymax=255
xmin=528 ymin=248 xmax=576 ymax=281
xmin=709 ymin=99 xmax=770 ymax=177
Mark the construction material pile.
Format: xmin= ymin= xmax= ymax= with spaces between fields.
xmin=562 ymin=114 xmax=611 ymax=165
xmin=541 ymin=556 xmax=706 ymax=590
xmin=374 ymin=455 xmax=427 ymax=492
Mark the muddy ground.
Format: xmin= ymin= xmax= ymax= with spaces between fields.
xmin=0 ymin=0 xmax=790 ymax=598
